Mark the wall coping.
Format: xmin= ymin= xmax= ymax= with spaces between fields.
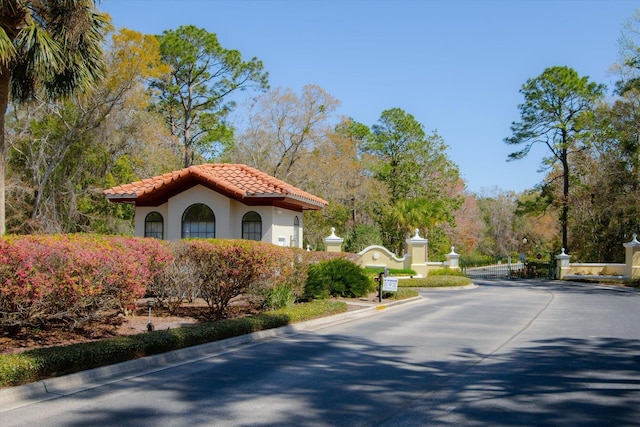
xmin=357 ymin=245 xmax=408 ymax=263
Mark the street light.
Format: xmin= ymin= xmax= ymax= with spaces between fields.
xmin=146 ymin=299 xmax=155 ymax=332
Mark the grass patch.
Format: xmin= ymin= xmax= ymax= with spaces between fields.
xmin=363 ymin=267 xmax=417 ymax=276
xmin=399 ymin=275 xmax=472 ymax=288
xmin=383 ymin=288 xmax=419 ymax=300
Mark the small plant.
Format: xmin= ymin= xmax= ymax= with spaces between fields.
xmin=262 ymin=284 xmax=296 ymax=310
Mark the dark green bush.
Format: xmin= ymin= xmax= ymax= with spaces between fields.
xmin=625 ymin=278 xmax=640 ymax=288
xmin=0 ymin=300 xmax=348 ymax=387
xmin=305 ymin=258 xmax=373 ymax=299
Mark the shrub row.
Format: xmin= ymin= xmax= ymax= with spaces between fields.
xmin=0 ymin=234 xmax=172 ymax=335
xmin=0 ymin=300 xmax=348 ymax=387
xmin=0 ymin=235 xmax=359 ymax=335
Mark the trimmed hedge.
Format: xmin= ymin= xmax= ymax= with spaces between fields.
xmin=0 ymin=300 xmax=348 ymax=387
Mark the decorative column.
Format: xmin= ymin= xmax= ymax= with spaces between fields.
xmin=623 ymin=234 xmax=640 ymax=279
xmin=445 ymin=247 xmax=460 ymax=270
xmin=324 ymin=227 xmax=344 ymax=253
xmin=555 ymin=248 xmax=571 ymax=279
xmin=406 ymin=229 xmax=428 ymax=277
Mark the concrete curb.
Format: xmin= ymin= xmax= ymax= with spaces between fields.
xmin=0 ymin=296 xmax=424 ymax=412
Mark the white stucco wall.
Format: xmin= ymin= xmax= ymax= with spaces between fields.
xmin=270 ymin=207 xmax=303 ymax=248
xmin=135 ymin=204 xmax=168 ymax=239
xmin=134 ymin=185 xmax=305 ymax=246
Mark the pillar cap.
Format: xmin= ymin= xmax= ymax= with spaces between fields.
xmin=324 ymin=227 xmax=344 ymax=243
xmin=555 ymin=248 xmax=571 ymax=260
xmin=406 ymin=228 xmax=428 ymax=244
xmin=624 ymin=234 xmax=640 ymax=248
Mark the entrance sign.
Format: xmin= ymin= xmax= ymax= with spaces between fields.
xmin=382 ymin=277 xmax=398 ymax=292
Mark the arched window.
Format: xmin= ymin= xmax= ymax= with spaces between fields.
xmin=293 ymin=216 xmax=300 ymax=247
xmin=242 ymin=211 xmax=262 ymax=241
xmin=182 ymin=204 xmax=215 ymax=239
xmin=144 ymin=212 xmax=164 ymax=239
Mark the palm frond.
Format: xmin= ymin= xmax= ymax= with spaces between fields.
xmin=0 ymin=27 xmax=17 ymax=65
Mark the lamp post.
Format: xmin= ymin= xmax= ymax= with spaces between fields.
xmin=521 ymin=237 xmax=528 ymax=277
xmin=519 ymin=237 xmax=527 ymax=263
xmin=146 ymin=299 xmax=155 ymax=332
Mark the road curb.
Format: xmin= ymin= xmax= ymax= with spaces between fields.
xmin=0 ymin=296 xmax=424 ymax=412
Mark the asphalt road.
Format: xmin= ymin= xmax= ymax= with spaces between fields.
xmin=2 ymin=280 xmax=639 ymax=426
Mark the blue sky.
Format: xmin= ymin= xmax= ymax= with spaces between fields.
xmin=101 ymin=0 xmax=638 ymax=194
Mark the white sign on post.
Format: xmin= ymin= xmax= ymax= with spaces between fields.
xmin=382 ymin=277 xmax=398 ymax=292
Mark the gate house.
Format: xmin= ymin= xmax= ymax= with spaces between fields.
xmin=104 ymin=163 xmax=328 ymax=247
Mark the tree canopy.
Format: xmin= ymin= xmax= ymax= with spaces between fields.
xmin=505 ymin=66 xmax=605 ymax=251
xmin=0 ymin=0 xmax=109 ymax=235
xmin=151 ymin=25 xmax=269 ymax=167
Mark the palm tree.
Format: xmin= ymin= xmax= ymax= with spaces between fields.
xmin=0 ymin=0 xmax=108 ymax=235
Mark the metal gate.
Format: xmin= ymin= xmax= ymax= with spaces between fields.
xmin=461 ymin=257 xmax=556 ymax=280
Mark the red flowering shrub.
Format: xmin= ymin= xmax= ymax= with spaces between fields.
xmin=185 ymin=239 xmax=288 ymax=319
xmin=0 ymin=235 xmax=172 ymax=335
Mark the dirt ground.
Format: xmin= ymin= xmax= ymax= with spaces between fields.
xmin=0 ymin=293 xmax=383 ymax=355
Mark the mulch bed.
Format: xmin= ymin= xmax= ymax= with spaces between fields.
xmin=1 ymin=293 xmax=382 ymax=355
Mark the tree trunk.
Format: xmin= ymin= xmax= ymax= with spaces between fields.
xmin=0 ymin=64 xmax=11 ymax=236
xmin=561 ymin=147 xmax=569 ymax=252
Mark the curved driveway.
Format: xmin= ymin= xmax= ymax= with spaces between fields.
xmin=2 ymin=280 xmax=639 ymax=426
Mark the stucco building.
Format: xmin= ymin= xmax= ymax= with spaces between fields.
xmin=104 ymin=163 xmax=327 ymax=247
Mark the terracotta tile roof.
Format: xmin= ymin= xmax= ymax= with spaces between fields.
xmin=104 ymin=163 xmax=328 ymax=210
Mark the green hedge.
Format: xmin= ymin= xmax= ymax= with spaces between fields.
xmin=0 ymin=300 xmax=347 ymax=387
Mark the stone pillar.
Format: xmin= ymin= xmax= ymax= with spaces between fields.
xmin=446 ymin=247 xmax=460 ymax=270
xmin=555 ymin=248 xmax=571 ymax=279
xmin=324 ymin=227 xmax=344 ymax=253
xmin=623 ymin=234 xmax=640 ymax=279
xmin=406 ymin=229 xmax=428 ymax=277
